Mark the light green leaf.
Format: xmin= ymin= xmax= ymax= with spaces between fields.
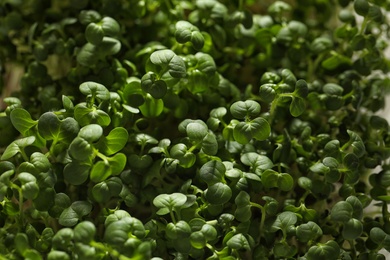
xmin=10 ymin=108 xmax=37 ymax=136
xmin=230 ymin=100 xmax=261 ymax=120
xmin=153 ymin=193 xmax=188 ymax=211
xmin=78 ymin=124 xmax=103 ymax=143
xmin=79 ymin=81 xmax=110 ymax=101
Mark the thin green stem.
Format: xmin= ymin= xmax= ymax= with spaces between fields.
xmin=348 ymin=240 xmax=357 ymax=259
xmin=251 ymin=202 xmax=266 ymax=238
xmin=359 ymin=17 xmax=368 ymax=35
xmin=170 ymin=209 xmax=177 ymax=224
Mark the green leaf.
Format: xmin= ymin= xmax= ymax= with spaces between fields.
xmin=18 ymin=172 xmax=39 ymax=199
xmin=195 ymin=52 xmax=216 ymax=75
xmin=235 ymin=191 xmax=252 ymax=222
xmin=15 ymin=233 xmax=29 ymax=256
xmin=190 ymin=231 xmax=206 ymax=249
xmin=296 ymin=221 xmax=323 ymax=243
xmin=95 ymin=127 xmax=128 ymax=155
xmin=139 ymin=94 xmax=164 ymax=118
xmin=233 ymin=117 xmax=271 ymax=144
xmin=52 ymin=228 xmax=74 ymax=251
xmin=99 ymin=17 xmax=120 ymax=36
xmin=1 ymin=136 xmax=36 ymax=160
xmin=330 ymin=201 xmax=353 ymax=223
xmin=150 ymin=50 xmax=186 ymax=78
xmin=10 ymin=108 xmax=37 ymax=136
xmin=342 ymin=218 xmax=363 ymax=240
xmin=186 ymin=122 xmax=208 ymax=141
xmin=63 ymin=161 xmax=91 ymax=185
xmin=354 ymin=0 xmax=369 ymax=16
xmin=200 ymin=223 xmax=217 ymax=241
xmin=141 ymin=72 xmax=167 ymax=99
xmin=323 ymin=83 xmax=343 ymax=96
xmin=290 ymin=97 xmax=305 ymax=117
xmin=261 ymin=170 xmax=293 ymax=191
xmin=90 ymin=161 xmax=111 ymax=183
xmin=77 ymin=37 xmax=121 ymax=67
xmin=170 ymin=143 xmax=196 ymax=168
xmin=321 ymin=53 xmax=351 ymax=70
xmin=92 ymin=177 xmax=122 ymax=203
xmin=74 ymin=103 xmax=111 ymax=127
xmin=310 ymin=37 xmax=333 ymax=54
xmin=79 ymin=10 xmax=101 ymax=25
xmin=37 ymin=112 xmax=60 ymax=140
xmin=230 ymin=100 xmax=261 ymax=120
xmin=68 ymin=137 xmax=94 ymax=161
xmin=74 ymin=221 xmax=96 ymax=243
xmin=201 ymin=132 xmax=218 ymax=155
xmin=271 ymin=211 xmax=298 ymax=232
xmin=153 ymin=193 xmax=187 ymax=212
xmin=79 ymin=81 xmax=110 ymax=101
xmin=240 ymin=152 xmax=274 ymax=174
xmin=108 ymin=153 xmax=127 ymax=175
xmin=346 ymin=195 xmax=363 ymax=219
xmin=85 ymin=22 xmax=104 ymax=45
xmin=128 ymin=154 xmax=153 ymax=169
xmin=259 ymin=84 xmax=277 ymax=103
xmin=175 ymin=21 xmax=204 ymax=51
xmin=368 ymin=5 xmax=383 ymax=23
xmin=370 ymin=227 xmax=390 ymax=249
xmin=199 ymin=160 xmax=226 ymax=185
xmin=306 ymin=240 xmax=340 ymax=260
xmin=226 ymin=234 xmax=250 ymax=251
xmin=59 ymin=201 xmax=92 ymax=227
xmin=78 ymin=124 xmax=103 ymax=143
xmin=166 ymin=221 xmax=192 ymax=239
xmin=207 ymin=107 xmax=227 ymax=130
xmin=57 ymin=118 xmax=80 ymax=143
xmin=33 ymin=187 xmax=55 ymax=211
xmin=205 ymin=182 xmax=232 ymax=204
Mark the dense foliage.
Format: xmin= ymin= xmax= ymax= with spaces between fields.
xmin=1 ymin=0 xmax=390 ymax=259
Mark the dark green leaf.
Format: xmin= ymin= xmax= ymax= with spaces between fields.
xmin=199 ymin=160 xmax=226 ymax=185
xmin=63 ymin=161 xmax=91 ymax=185
xmin=141 ymin=72 xmax=167 ymax=99
xmin=330 ymin=201 xmax=353 ymax=223
xmin=342 ymin=218 xmax=363 ymax=240
xmin=296 ymin=221 xmax=323 ymax=243
xmin=306 ymin=240 xmax=340 ymax=260
xmin=271 ymin=211 xmax=297 ymax=232
xmin=226 ymin=234 xmax=250 ymax=250
xmin=205 ymin=182 xmax=232 ymax=205
xmin=354 ymin=0 xmax=369 ymax=16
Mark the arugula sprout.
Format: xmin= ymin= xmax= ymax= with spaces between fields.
xmin=1 ymin=0 xmax=390 ymax=259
